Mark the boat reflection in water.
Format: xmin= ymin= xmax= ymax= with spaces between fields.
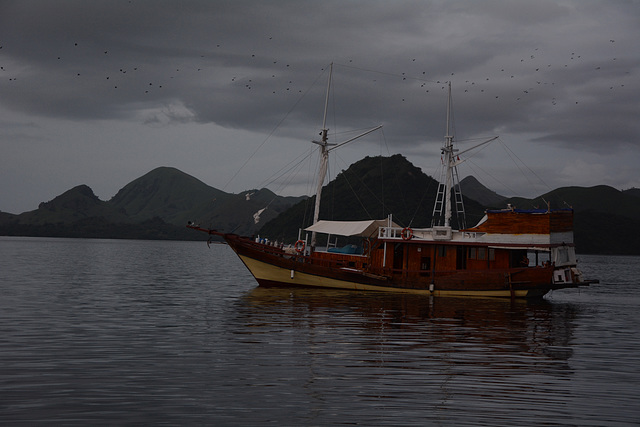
xmin=238 ymin=286 xmax=577 ymax=362
xmin=218 ymin=286 xmax=583 ymax=423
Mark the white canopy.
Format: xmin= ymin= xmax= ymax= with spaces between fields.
xmin=304 ymin=219 xmax=397 ymax=237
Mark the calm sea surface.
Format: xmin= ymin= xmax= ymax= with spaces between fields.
xmin=1 ymin=236 xmax=639 ymax=426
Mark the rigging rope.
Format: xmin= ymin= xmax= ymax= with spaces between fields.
xmin=220 ymin=67 xmax=330 ymax=192
xmin=333 ymin=152 xmax=373 ymax=219
xmin=497 ymin=138 xmax=552 ymax=192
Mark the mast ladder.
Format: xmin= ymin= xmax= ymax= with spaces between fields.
xmin=452 ymin=165 xmax=466 ymax=229
xmin=431 ymin=182 xmax=446 ymax=226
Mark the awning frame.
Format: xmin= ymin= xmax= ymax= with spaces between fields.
xmin=304 ymin=219 xmax=398 ymax=238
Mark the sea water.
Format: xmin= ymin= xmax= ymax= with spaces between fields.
xmin=1 ymin=236 xmax=639 ymax=425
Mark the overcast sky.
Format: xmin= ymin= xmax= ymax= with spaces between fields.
xmin=1 ymin=0 xmax=639 ymax=214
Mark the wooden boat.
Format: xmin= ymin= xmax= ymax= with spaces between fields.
xmin=189 ymin=65 xmax=597 ymax=298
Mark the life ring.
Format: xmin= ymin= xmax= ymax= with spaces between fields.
xmin=401 ymin=227 xmax=413 ymax=241
xmin=294 ymin=240 xmax=306 ymax=254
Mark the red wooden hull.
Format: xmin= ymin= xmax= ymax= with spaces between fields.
xmin=223 ymin=234 xmax=576 ymax=298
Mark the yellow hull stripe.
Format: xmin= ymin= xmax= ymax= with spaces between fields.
xmin=239 ymin=255 xmax=533 ymax=298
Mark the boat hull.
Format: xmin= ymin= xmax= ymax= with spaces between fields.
xmin=238 ymin=253 xmax=548 ymax=298
xmin=227 ymin=235 xmax=559 ymax=298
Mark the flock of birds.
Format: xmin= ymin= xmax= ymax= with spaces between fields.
xmin=0 ymin=34 xmax=631 ymax=112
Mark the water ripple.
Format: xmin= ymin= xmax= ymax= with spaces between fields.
xmin=1 ymin=238 xmax=639 ymax=425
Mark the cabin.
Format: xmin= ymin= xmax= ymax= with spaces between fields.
xmin=302 ymin=208 xmax=577 ymax=288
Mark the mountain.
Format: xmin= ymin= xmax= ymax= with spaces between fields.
xmin=0 ymin=185 xmax=184 ymax=239
xmin=623 ymin=187 xmax=640 ymax=198
xmin=459 ymin=176 xmax=506 ymax=207
xmin=258 ymin=154 xmax=487 ymax=244
xmin=7 ymin=185 xmax=129 ymax=225
xmin=110 ymin=167 xmax=228 ymax=225
xmin=188 ymin=188 xmax=306 ymax=236
xmin=106 ymin=167 xmax=305 ymax=234
xmin=258 ymin=156 xmax=640 ymax=255
xmin=504 ymin=185 xmax=640 ymax=215
xmin=500 ymin=185 xmax=640 ymax=255
xmin=0 ymin=167 xmax=304 ymax=240
xmin=2 ymin=160 xmax=640 ymax=254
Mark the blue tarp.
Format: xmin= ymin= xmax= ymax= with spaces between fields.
xmin=327 ymin=244 xmax=363 ymax=255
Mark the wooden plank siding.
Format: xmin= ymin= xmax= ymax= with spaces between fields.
xmin=370 ymin=242 xmax=519 ymax=277
xmin=468 ymin=210 xmax=573 ymax=234
xmin=224 ymin=233 xmax=564 ymax=295
xmin=312 ymin=251 xmax=368 ymax=270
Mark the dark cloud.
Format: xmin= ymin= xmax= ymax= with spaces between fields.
xmin=0 ymin=0 xmax=639 ymax=213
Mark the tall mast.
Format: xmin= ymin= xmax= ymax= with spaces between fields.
xmin=311 ymin=63 xmax=336 ymax=247
xmin=443 ymin=81 xmax=455 ymax=227
xmin=432 ymin=82 xmax=498 ymax=229
xmin=309 ymin=63 xmax=383 ymax=248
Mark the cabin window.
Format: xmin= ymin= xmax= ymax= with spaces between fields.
xmin=456 ymin=246 xmax=466 ymax=270
xmin=510 ymin=250 xmax=529 ymax=267
xmin=393 ymin=243 xmax=404 ymax=271
xmin=468 ymin=247 xmax=495 ymax=261
xmin=536 ymin=251 xmax=550 ymax=266
xmin=438 ymin=246 xmax=447 ymax=257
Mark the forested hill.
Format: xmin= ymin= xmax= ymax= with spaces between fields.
xmin=2 ymin=160 xmax=639 ymax=254
xmin=257 ymin=154 xmax=487 ymax=244
xmin=0 ymin=167 xmax=304 ymax=240
xmin=259 ymin=155 xmax=640 ymax=255
xmin=502 ymin=185 xmax=640 ymax=255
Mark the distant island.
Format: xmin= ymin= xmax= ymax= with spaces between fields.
xmin=0 ymin=167 xmax=304 ymax=241
xmin=2 ymin=156 xmax=639 ymax=255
